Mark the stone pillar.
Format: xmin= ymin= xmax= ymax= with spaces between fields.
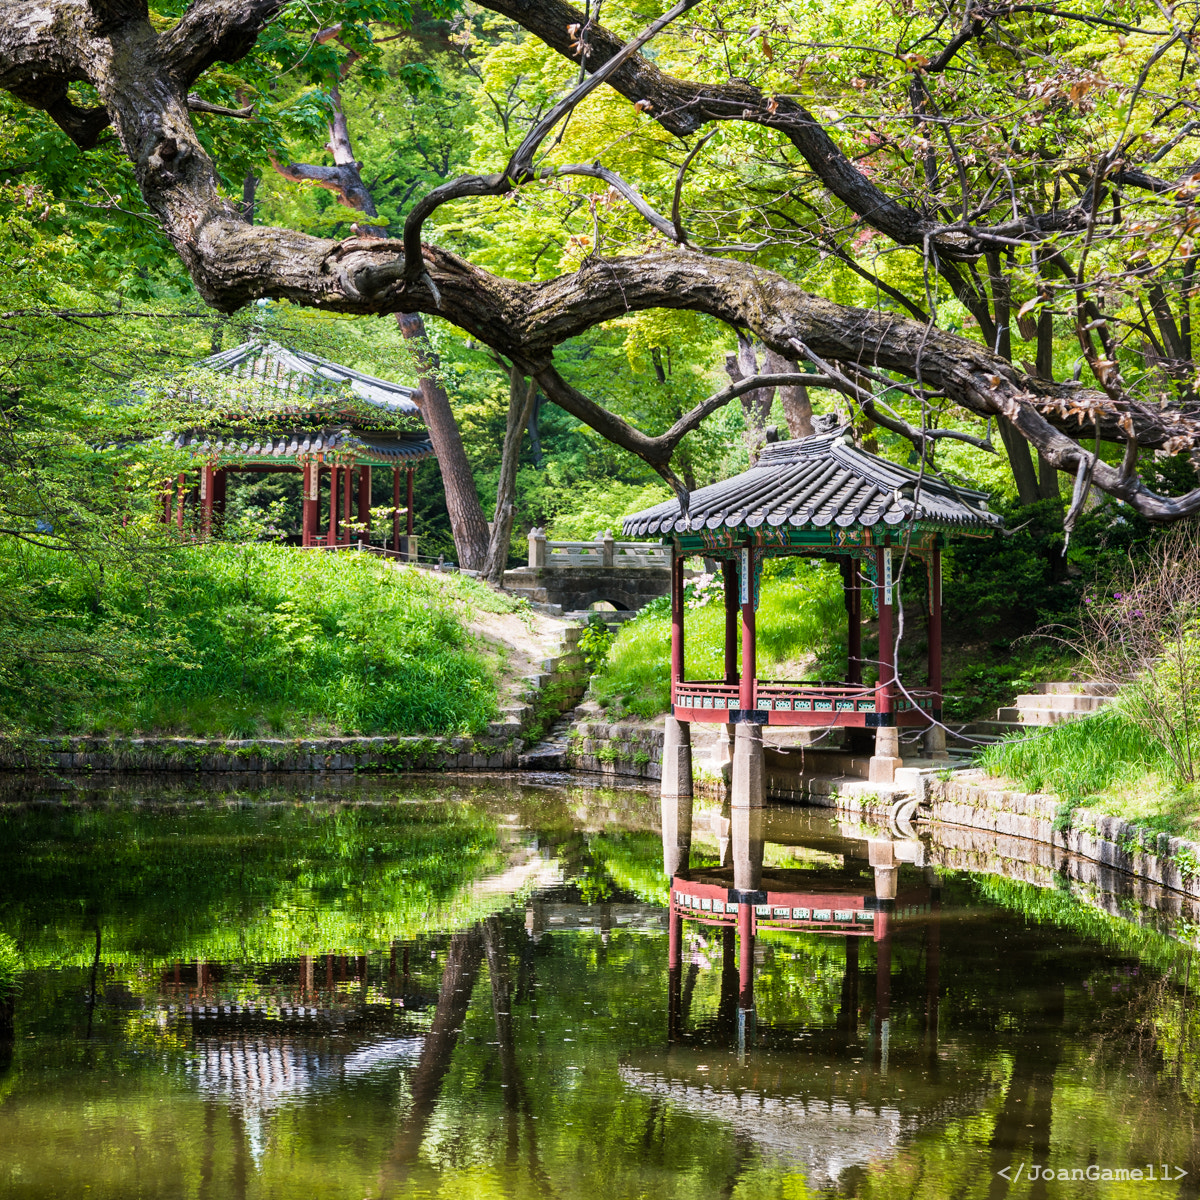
xmin=660 ymin=716 xmax=693 ymax=877
xmin=710 ymin=722 xmax=734 ymax=780
xmin=601 ymin=529 xmax=615 ymax=568
xmin=528 ymin=527 xmax=547 ymax=568
xmin=869 ymin=725 xmax=903 ymax=783
xmin=924 ymin=724 xmax=948 ymax=759
xmin=731 ymin=722 xmax=764 ymax=810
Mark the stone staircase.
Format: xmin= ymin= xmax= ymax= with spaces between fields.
xmin=948 ymin=681 xmax=1117 ymax=750
xmin=504 ymin=624 xmax=591 ymax=761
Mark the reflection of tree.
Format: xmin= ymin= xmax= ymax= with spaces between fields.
xmin=986 ymin=984 xmax=1065 ymax=1200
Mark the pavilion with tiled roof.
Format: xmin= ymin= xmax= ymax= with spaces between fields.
xmin=163 ymin=340 xmax=435 ymax=556
xmin=623 ymin=428 xmax=1002 ymax=791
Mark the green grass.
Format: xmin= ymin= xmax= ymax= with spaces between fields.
xmin=0 ymin=544 xmax=500 ymax=738
xmin=977 ymin=705 xmax=1200 ymax=836
xmin=590 ymin=560 xmax=846 ymax=719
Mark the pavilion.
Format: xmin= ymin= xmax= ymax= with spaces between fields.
xmin=161 ymin=340 xmax=435 ymax=557
xmin=622 ymin=427 xmax=1001 ymax=800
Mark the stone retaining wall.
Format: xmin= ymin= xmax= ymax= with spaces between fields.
xmin=928 ymin=771 xmax=1200 ymax=901
xmin=565 ymin=720 xmax=664 ymax=781
xmin=0 ymin=732 xmax=521 ymax=774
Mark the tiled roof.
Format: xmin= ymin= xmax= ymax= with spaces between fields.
xmin=198 ymin=340 xmax=421 ymax=417
xmin=623 ymin=429 xmax=1001 ymax=538
xmin=173 ymin=428 xmax=434 ymax=464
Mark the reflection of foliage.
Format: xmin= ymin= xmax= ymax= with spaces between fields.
xmin=0 ymin=800 xmax=506 ymax=966
xmin=0 ymin=932 xmax=18 ymax=999
xmin=966 ymin=872 xmax=1190 ymax=973
xmin=588 ymin=831 xmax=668 ymax=906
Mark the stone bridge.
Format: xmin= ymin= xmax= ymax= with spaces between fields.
xmin=503 ymin=530 xmax=672 ymax=613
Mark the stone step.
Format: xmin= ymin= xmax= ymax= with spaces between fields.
xmin=1013 ymin=693 xmax=1109 ymax=713
xmin=486 ymin=721 xmax=523 ymax=738
xmin=1033 ymin=681 xmax=1118 ymax=696
xmin=997 ymin=706 xmax=1083 ymax=726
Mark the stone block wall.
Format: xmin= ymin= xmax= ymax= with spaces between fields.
xmin=566 ymin=721 xmax=665 ymax=781
xmin=0 ymin=733 xmax=522 ymax=774
xmin=928 ymin=772 xmax=1200 ymax=901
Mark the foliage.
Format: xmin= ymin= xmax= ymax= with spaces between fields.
xmin=546 ymin=480 xmax=673 ymax=541
xmin=590 ymin=558 xmax=845 ymax=718
xmin=0 ymin=543 xmax=499 ymax=737
xmin=578 ymin=614 xmax=616 ymax=672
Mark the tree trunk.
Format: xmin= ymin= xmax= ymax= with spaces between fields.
xmin=763 ymin=348 xmax=813 ymax=437
xmin=396 ymin=313 xmax=490 ymax=571
xmin=271 ymin=80 xmax=492 ymax=572
xmin=483 ymin=365 xmax=538 ymax=585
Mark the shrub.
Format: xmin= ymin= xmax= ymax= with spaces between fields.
xmin=0 ymin=544 xmax=499 ymax=737
xmin=979 ymin=707 xmax=1172 ymax=804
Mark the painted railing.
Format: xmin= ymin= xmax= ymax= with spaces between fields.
xmin=671 ymin=679 xmax=938 ymax=726
xmin=526 ymin=529 xmax=671 ymax=570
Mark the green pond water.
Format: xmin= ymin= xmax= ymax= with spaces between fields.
xmin=0 ymin=776 xmax=1199 ymax=1199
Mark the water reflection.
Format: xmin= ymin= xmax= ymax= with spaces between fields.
xmin=1 ymin=777 xmax=1200 ymax=1198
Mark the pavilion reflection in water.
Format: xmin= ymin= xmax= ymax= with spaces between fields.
xmin=628 ymin=806 xmax=981 ymax=1187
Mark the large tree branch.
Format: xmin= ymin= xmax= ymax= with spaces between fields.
xmin=5 ymin=0 xmax=1200 ymax=523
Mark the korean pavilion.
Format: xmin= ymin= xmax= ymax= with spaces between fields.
xmin=162 ymin=340 xmax=434 ymax=556
xmin=622 ymin=427 xmax=1001 ymax=806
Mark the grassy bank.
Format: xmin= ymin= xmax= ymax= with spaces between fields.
xmin=590 ymin=560 xmax=846 ymax=719
xmin=0 ymin=544 xmax=509 ymax=738
xmin=978 ymin=706 xmax=1200 ymax=838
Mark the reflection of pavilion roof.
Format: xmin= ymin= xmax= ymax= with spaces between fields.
xmin=192 ymin=1034 xmax=424 ymax=1111
xmin=623 ymin=428 xmax=1001 ymax=537
xmin=199 ymin=340 xmax=421 ymax=417
xmin=620 ymin=1056 xmax=997 ymax=1187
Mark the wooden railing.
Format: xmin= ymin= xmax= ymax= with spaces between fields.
xmin=526 ymin=529 xmax=670 ymax=570
xmin=672 ymin=679 xmax=938 ymax=726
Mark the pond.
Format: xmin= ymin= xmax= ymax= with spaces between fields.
xmin=0 ymin=775 xmax=1199 ymax=1199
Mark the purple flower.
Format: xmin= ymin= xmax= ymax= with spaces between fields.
xmin=1114 ymin=592 xmax=1123 ymax=600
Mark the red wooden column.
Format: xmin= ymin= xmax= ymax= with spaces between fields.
xmin=357 ymin=465 xmax=372 ymax=540
xmin=302 ymin=462 xmax=319 ymax=547
xmin=175 ymin=473 xmax=186 ymax=532
xmin=341 ymin=466 xmax=352 ymax=545
xmin=739 ymin=545 xmax=756 ymax=713
xmin=928 ymin=549 xmax=943 ymax=714
xmin=406 ymin=467 xmax=414 ymax=537
xmin=845 ymin=557 xmax=862 ymax=686
xmin=392 ymin=467 xmax=401 ymax=553
xmin=327 ymin=465 xmax=339 ymax=546
xmin=722 ymin=558 xmax=739 ymax=686
xmin=875 ymin=544 xmax=894 ymax=716
xmin=669 ymin=549 xmax=685 ymax=702
xmin=200 ymin=464 xmax=215 ymax=538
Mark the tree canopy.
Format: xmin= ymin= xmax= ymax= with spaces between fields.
xmin=5 ymin=0 xmax=1200 ymax=534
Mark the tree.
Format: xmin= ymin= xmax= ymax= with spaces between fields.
xmin=6 ymin=0 xmax=1200 ymax=527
